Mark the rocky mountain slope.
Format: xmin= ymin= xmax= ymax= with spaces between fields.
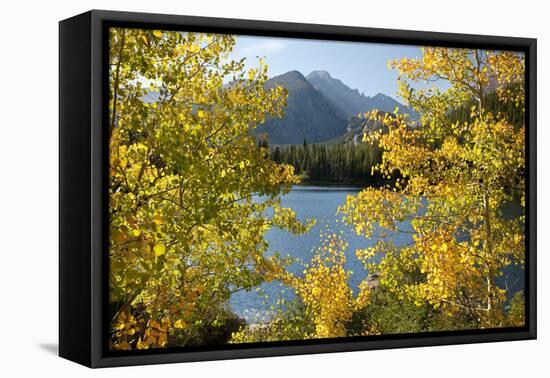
xmin=306 ymin=70 xmax=418 ymax=120
xmin=256 ymin=71 xmax=347 ymax=144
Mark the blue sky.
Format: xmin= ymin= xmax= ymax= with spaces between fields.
xmin=230 ymin=35 xmax=426 ymax=98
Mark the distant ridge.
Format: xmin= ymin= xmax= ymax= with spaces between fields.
xmin=306 ymin=70 xmax=419 ymax=120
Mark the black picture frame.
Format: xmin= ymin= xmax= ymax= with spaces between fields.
xmin=59 ymin=9 xmax=537 ymax=368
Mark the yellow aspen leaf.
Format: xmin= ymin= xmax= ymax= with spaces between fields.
xmin=153 ymin=243 xmax=166 ymax=257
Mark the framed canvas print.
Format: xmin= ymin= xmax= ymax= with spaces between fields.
xmin=59 ymin=10 xmax=536 ymax=368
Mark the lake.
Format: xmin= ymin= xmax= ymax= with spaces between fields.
xmin=228 ymin=185 xmax=524 ymax=323
xmin=228 ymin=184 xmax=413 ymax=323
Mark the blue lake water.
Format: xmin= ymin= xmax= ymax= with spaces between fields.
xmin=228 ymin=185 xmax=524 ymax=323
xmin=228 ymin=185 xmax=413 ymax=323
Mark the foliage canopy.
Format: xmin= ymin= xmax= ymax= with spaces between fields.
xmin=108 ymin=28 xmax=312 ymax=350
xmin=340 ymin=48 xmax=525 ymax=328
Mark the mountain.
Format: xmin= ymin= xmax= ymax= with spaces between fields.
xmin=328 ymin=115 xmax=389 ymax=145
xmin=368 ymin=93 xmax=418 ymax=119
xmin=145 ymin=70 xmax=415 ymax=146
xmin=306 ymin=70 xmax=419 ymax=120
xmin=256 ymin=71 xmax=347 ymax=144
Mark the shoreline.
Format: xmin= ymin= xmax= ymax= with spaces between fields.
xmin=295 ymin=180 xmax=391 ymax=188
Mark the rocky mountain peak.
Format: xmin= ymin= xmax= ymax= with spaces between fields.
xmin=307 ymin=70 xmax=333 ymax=80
